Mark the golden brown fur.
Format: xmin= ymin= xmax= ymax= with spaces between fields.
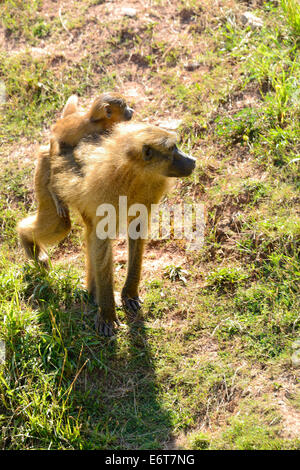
xmin=18 ymin=143 xmax=71 ymax=266
xmin=52 ymin=123 xmax=176 ymax=217
xmin=47 ymin=92 xmax=134 ymax=217
xmin=52 ymin=92 xmax=133 ymax=147
xmin=18 ymin=122 xmax=195 ymax=336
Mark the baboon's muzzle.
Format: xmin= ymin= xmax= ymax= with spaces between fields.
xmin=124 ymin=107 xmax=134 ymax=121
xmin=168 ymin=148 xmax=196 ymax=177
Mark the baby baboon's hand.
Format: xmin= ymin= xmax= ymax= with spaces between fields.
xmin=56 ymin=203 xmax=69 ymax=219
xmin=50 ymin=189 xmax=69 ymax=219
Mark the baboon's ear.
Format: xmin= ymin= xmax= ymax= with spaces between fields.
xmin=62 ymin=95 xmax=79 ymax=118
xmin=104 ymin=103 xmax=112 ymax=118
xmin=90 ymin=102 xmax=110 ymax=121
xmin=142 ymin=145 xmax=153 ymax=161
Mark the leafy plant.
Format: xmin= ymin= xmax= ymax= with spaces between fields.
xmin=164 ymin=265 xmax=189 ymax=284
xmin=207 ymin=267 xmax=249 ymax=291
xmin=215 ymin=108 xmax=261 ymax=144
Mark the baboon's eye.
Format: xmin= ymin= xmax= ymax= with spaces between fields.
xmin=106 ymin=107 xmax=112 ymax=118
xmin=142 ymin=145 xmax=153 ymax=161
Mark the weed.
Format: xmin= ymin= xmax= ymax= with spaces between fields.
xmin=207 ymin=266 xmax=249 ymax=292
xmin=164 ymin=265 xmax=189 ymax=285
xmin=215 ymin=108 xmax=261 ymax=144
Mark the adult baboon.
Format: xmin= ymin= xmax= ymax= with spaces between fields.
xmin=18 ymin=92 xmax=134 ymax=265
xmin=18 ymin=122 xmax=196 ymax=336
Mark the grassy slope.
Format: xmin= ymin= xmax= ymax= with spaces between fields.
xmin=0 ymin=0 xmax=299 ymax=450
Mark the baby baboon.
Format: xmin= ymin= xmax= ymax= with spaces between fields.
xmin=18 ymin=122 xmax=196 ymax=336
xmin=48 ymin=92 xmax=134 ymax=217
xmin=52 ymin=92 xmax=134 ymax=148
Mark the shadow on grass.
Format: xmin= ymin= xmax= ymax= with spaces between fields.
xmin=102 ymin=309 xmax=173 ymax=450
xmin=21 ymin=263 xmax=173 ymax=449
xmin=79 ymin=309 xmax=173 ymax=449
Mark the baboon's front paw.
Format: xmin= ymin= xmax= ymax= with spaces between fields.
xmin=122 ymin=295 xmax=143 ymax=314
xmin=95 ymin=315 xmax=119 ymax=337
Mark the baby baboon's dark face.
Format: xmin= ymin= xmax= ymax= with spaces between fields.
xmin=103 ymin=94 xmax=134 ymax=130
xmin=107 ymin=103 xmax=133 ymax=122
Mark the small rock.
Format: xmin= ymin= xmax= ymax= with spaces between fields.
xmin=30 ymin=47 xmax=51 ymax=59
xmin=121 ymin=7 xmax=137 ymax=18
xmin=184 ymin=62 xmax=201 ymax=71
xmin=241 ymin=12 xmax=263 ymax=29
xmin=156 ymin=119 xmax=182 ymax=130
xmin=291 ymin=349 xmax=300 ymax=368
xmin=0 ymin=81 xmax=6 ymax=105
xmin=292 ymin=339 xmax=300 ymax=349
xmin=115 ymin=291 xmax=122 ymax=307
xmin=0 ymin=340 xmax=5 ymax=364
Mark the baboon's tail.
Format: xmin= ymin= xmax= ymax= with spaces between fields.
xmin=62 ymin=95 xmax=79 ymax=118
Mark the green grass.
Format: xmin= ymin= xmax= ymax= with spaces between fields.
xmin=0 ymin=0 xmax=299 ymax=450
xmin=1 ymin=0 xmax=44 ymax=42
xmin=0 ymin=51 xmax=118 ymax=142
xmin=281 ymin=0 xmax=300 ymax=35
xmin=189 ymin=397 xmax=300 ymax=450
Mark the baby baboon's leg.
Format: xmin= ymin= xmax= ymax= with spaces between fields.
xmin=18 ymin=214 xmax=50 ymax=267
xmin=87 ymin=229 xmax=118 ymax=337
xmin=17 ymin=199 xmax=71 ymax=267
xmin=48 ymin=139 xmax=70 ymax=219
xmin=121 ymin=237 xmax=145 ymax=314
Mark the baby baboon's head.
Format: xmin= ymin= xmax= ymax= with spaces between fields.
xmin=90 ymin=92 xmax=134 ymax=131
